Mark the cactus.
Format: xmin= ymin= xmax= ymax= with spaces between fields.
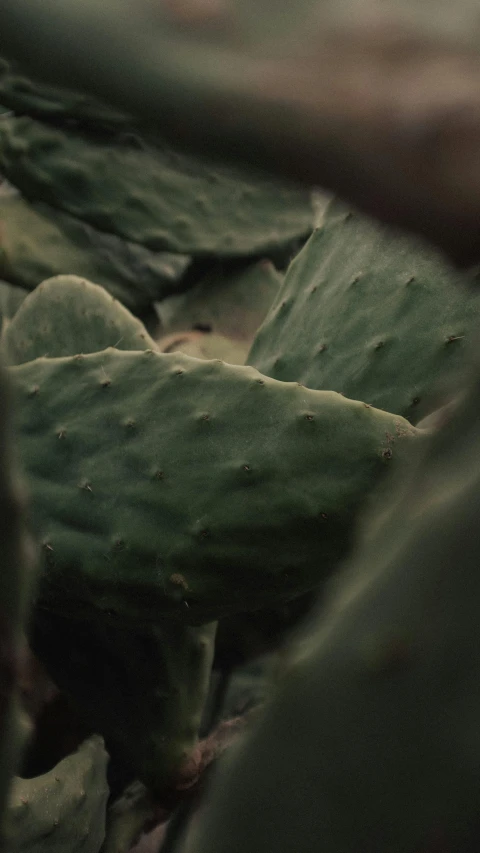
xmin=10 ymin=347 xmax=421 ymax=626
xmin=0 ymin=280 xmax=27 ymax=331
xmin=1 ymin=275 xmax=158 ymax=365
xmin=8 ymin=735 xmax=109 ymax=853
xmin=248 ymin=199 xmax=480 ymax=421
xmin=0 ymin=55 xmax=130 ymax=129
xmin=0 ymin=115 xmax=314 ymax=257
xmin=2 ymin=0 xmax=479 ymax=268
xmin=0 ymin=360 xmax=36 ymax=851
xmin=181 ymin=349 xmax=480 ymax=853
xmin=0 ymin=9 xmax=478 ymax=852
xmin=156 ymin=260 xmax=282 ymax=345
xmin=31 ymin=613 xmax=216 ymax=796
xmin=0 ymin=191 xmax=190 ymax=312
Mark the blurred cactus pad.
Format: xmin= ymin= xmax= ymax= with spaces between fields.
xmin=0 ymin=114 xmax=314 ymax=257
xmin=181 ymin=348 xmax=480 ymax=853
xmin=0 ymin=189 xmax=190 ymax=312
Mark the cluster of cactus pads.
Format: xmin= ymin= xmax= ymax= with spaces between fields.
xmin=0 ymin=14 xmax=479 ymax=853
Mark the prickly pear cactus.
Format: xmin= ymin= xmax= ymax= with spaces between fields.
xmin=0 ymin=280 xmax=27 ymax=332
xmin=0 ymin=360 xmax=36 ymax=851
xmin=0 ymin=191 xmax=190 ymax=312
xmin=8 ymin=735 xmax=109 ymax=853
xmin=156 ymin=260 xmax=282 ymax=345
xmin=10 ymin=348 xmax=421 ymax=625
xmin=31 ymin=613 xmax=216 ymax=796
xmin=182 ymin=350 xmax=480 ymax=853
xmin=0 ymin=115 xmax=314 ymax=257
xmin=249 ymin=199 xmax=480 ymax=421
xmin=1 ymin=275 xmax=158 ymax=365
xmin=0 ymin=56 xmax=131 ymax=128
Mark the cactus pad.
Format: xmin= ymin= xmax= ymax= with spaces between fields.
xmin=2 ymin=275 xmax=158 ymax=365
xmin=0 ymin=359 xmax=36 ymax=850
xmin=0 ymin=191 xmax=190 ymax=312
xmin=248 ymin=200 xmax=480 ymax=420
xmin=8 ymin=735 xmax=109 ymax=853
xmin=11 ymin=348 xmax=420 ymax=624
xmin=31 ymin=613 xmax=216 ymax=795
xmin=182 ymin=351 xmax=480 ymax=853
xmin=0 ymin=279 xmax=27 ymax=331
xmin=0 ymin=116 xmax=314 ymax=257
xmin=0 ymin=55 xmax=130 ymax=128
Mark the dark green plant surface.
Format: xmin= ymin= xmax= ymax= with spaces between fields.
xmin=0 ymin=8 xmax=479 ymax=850
xmin=30 ymin=612 xmax=216 ymax=797
xmin=2 ymin=275 xmax=158 ymax=365
xmin=8 ymin=735 xmax=109 ymax=853
xmin=1 ymin=1 xmax=480 ymax=266
xmin=0 ymin=115 xmax=314 ymax=257
xmin=181 ymin=349 xmax=480 ymax=853
xmin=0 ymin=56 xmax=131 ymax=129
xmin=10 ymin=348 xmax=421 ymax=626
xmin=249 ymin=199 xmax=480 ymax=421
xmin=0 ymin=190 xmax=190 ymax=312
xmin=0 ymin=279 xmax=28 ymax=331
xmin=0 ymin=359 xmax=37 ymax=851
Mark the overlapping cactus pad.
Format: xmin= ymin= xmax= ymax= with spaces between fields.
xmin=182 ymin=351 xmax=480 ymax=853
xmin=0 ymin=115 xmax=314 ymax=257
xmin=0 ymin=191 xmax=190 ymax=311
xmin=0 ymin=56 xmax=131 ymax=128
xmin=249 ymin=200 xmax=480 ymax=420
xmin=11 ymin=348 xmax=421 ymax=625
xmin=2 ymin=275 xmax=158 ymax=365
xmin=8 ymin=735 xmax=109 ymax=853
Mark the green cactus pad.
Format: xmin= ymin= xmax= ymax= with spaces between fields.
xmin=156 ymin=260 xmax=282 ymax=344
xmin=0 ymin=116 xmax=314 ymax=256
xmin=182 ymin=349 xmax=480 ymax=853
xmin=0 ymin=56 xmax=131 ymax=128
xmin=2 ymin=275 xmax=158 ymax=365
xmin=8 ymin=735 xmax=109 ymax=853
xmin=248 ymin=199 xmax=480 ymax=420
xmin=31 ymin=613 xmax=216 ymax=795
xmin=0 ymin=191 xmax=190 ymax=312
xmin=11 ymin=348 xmax=420 ymax=624
xmin=0 ymin=279 xmax=27 ymax=331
